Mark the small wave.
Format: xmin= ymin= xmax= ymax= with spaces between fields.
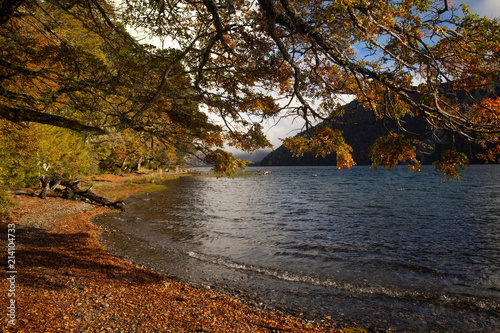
xmin=396 ymin=187 xmax=433 ymax=192
xmin=187 ymin=251 xmax=499 ymax=312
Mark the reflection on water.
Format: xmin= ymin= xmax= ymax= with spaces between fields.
xmin=95 ymin=165 xmax=500 ymax=332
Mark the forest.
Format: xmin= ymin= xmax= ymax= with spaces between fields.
xmin=1 ymin=0 xmax=500 ymax=213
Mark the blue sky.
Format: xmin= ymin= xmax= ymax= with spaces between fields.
xmin=464 ymin=0 xmax=500 ymax=18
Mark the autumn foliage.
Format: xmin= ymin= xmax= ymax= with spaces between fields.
xmin=284 ymin=127 xmax=355 ymax=170
xmin=369 ymin=134 xmax=422 ymax=172
xmin=0 ymin=0 xmax=499 ymax=179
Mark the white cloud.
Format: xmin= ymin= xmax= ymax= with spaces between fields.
xmin=478 ymin=0 xmax=500 ymax=17
xmin=460 ymin=0 xmax=500 ymax=18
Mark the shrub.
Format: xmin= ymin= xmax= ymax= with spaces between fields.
xmin=0 ymin=187 xmax=13 ymax=219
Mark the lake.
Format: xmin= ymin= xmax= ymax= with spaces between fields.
xmin=94 ymin=165 xmax=500 ymax=332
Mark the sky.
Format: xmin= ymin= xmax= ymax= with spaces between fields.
xmin=467 ymin=0 xmax=500 ymax=18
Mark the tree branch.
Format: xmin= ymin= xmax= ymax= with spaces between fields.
xmin=0 ymin=105 xmax=108 ymax=135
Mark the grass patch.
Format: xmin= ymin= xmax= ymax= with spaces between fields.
xmin=96 ymin=183 xmax=167 ymax=201
xmin=125 ymin=173 xmax=183 ymax=184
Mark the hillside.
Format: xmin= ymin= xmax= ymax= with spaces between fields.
xmin=260 ymin=98 xmax=486 ymax=167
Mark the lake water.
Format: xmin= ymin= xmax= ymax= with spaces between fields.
xmin=94 ymin=165 xmax=500 ymax=332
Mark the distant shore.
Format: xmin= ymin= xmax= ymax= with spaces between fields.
xmin=1 ymin=172 xmax=344 ymax=332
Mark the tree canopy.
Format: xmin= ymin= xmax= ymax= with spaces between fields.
xmin=1 ymin=0 xmax=500 ymax=179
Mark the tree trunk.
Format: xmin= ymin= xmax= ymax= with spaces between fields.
xmin=136 ymin=156 xmax=143 ymax=172
xmin=121 ymin=158 xmax=128 ymax=171
xmin=39 ymin=175 xmax=50 ymax=199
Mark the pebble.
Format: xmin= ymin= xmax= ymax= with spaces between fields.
xmin=13 ymin=197 xmax=94 ymax=229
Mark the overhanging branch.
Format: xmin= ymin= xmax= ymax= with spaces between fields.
xmin=0 ymin=105 xmax=108 ymax=135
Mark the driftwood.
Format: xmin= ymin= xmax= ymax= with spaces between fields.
xmin=10 ymin=188 xmax=37 ymax=196
xmin=11 ymin=176 xmax=125 ymax=210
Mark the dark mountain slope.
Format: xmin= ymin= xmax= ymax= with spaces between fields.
xmin=260 ymin=98 xmax=486 ymax=167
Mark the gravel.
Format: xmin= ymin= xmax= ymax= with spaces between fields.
xmin=11 ymin=196 xmax=95 ymax=229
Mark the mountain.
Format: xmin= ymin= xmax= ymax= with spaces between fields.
xmin=233 ymin=149 xmax=273 ymax=164
xmin=260 ymin=98 xmax=486 ymax=167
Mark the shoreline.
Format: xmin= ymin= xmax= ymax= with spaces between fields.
xmin=1 ymin=172 xmax=345 ymax=332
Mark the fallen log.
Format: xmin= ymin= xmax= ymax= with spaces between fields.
xmin=11 ymin=188 xmax=70 ymax=199
xmin=12 ymin=176 xmax=125 ymax=210
xmin=10 ymin=188 xmax=37 ymax=196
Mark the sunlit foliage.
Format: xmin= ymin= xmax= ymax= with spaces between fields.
xmin=284 ymin=127 xmax=355 ymax=170
xmin=370 ymin=134 xmax=422 ymax=172
xmin=1 ymin=0 xmax=499 ymax=178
